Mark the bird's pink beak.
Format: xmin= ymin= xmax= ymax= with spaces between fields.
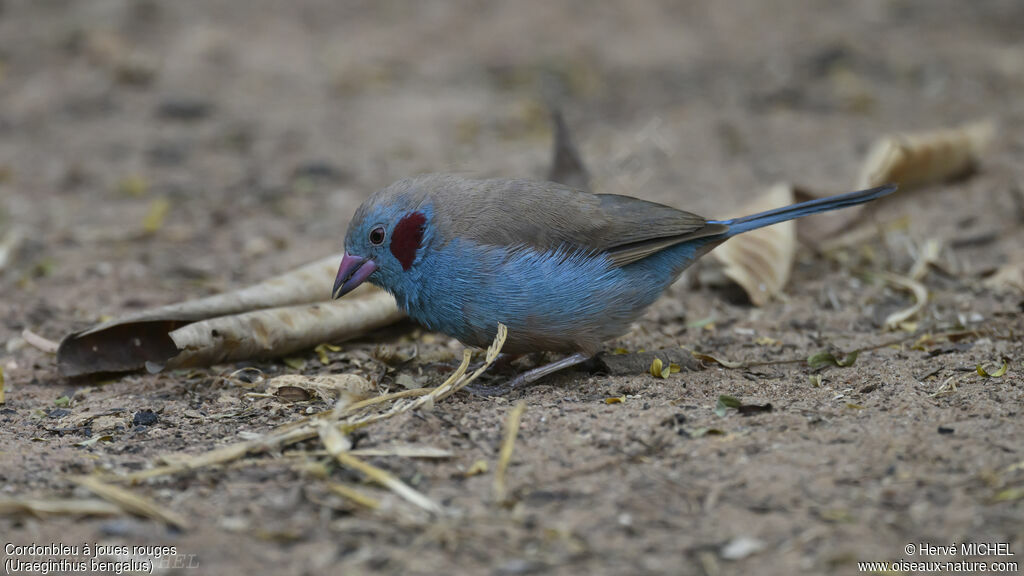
xmin=332 ymin=253 xmax=377 ymax=299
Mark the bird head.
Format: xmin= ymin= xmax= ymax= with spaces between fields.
xmin=332 ymin=184 xmax=430 ymax=299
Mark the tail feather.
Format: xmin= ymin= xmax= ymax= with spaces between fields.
xmin=713 ymin=184 xmax=897 ymax=236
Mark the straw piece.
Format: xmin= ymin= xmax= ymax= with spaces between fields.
xmin=70 ymin=475 xmax=189 ymax=529
xmin=318 ymin=422 xmax=441 ymax=514
xmin=494 ymin=401 xmax=527 ymax=503
xmin=0 ymin=497 xmax=122 ymax=518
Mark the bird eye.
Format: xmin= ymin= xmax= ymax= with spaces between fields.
xmin=368 ymin=226 xmax=386 ymax=245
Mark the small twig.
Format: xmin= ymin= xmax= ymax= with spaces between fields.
xmin=325 ymin=482 xmax=381 ymax=510
xmin=874 ymin=270 xmax=928 ymax=329
xmin=69 ymin=475 xmax=189 ymax=529
xmin=319 ymin=420 xmax=441 ymax=514
xmin=0 ymin=497 xmax=122 ymax=518
xmin=687 ymin=332 xmax=920 ymax=371
xmin=494 ymin=401 xmax=526 ymax=504
xmin=22 ymin=328 xmax=59 ymax=353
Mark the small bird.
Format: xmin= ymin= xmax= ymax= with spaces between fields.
xmin=333 ymin=174 xmax=895 ymax=389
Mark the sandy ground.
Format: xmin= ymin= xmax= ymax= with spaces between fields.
xmin=1 ymin=1 xmax=1023 ymax=575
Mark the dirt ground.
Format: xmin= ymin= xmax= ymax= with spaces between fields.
xmin=2 ymin=1 xmax=1023 ymax=575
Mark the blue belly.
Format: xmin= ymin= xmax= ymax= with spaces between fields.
xmin=384 ymin=237 xmax=714 ymax=353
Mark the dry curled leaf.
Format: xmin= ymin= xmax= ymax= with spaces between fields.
xmin=157 ymin=291 xmax=402 ymax=372
xmin=692 ymin=351 xmax=745 ymax=369
xmin=58 ymin=252 xmax=404 ymax=376
xmin=650 ymin=357 xmax=670 ymax=378
xmin=976 ymin=361 xmax=1008 ymax=378
xmin=266 ymin=374 xmax=374 ymax=404
xmin=714 ymin=394 xmax=742 ymax=417
xmin=875 ymin=271 xmax=929 ymax=330
xmin=808 ymin=350 xmax=859 ymax=369
xmin=857 ymin=120 xmax=995 ymax=189
xmin=984 ymin=256 xmax=1024 ymax=293
xmin=712 ymin=183 xmax=797 ymax=306
xmin=465 ymin=460 xmax=489 ymax=477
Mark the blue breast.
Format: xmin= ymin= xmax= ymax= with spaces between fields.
xmin=386 ymin=237 xmax=713 ymax=353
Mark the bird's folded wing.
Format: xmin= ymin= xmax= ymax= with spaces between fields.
xmin=427 ymin=176 xmax=727 ymax=267
xmin=594 ymin=194 xmax=728 ymax=266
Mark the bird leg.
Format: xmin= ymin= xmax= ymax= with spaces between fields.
xmin=466 ymin=352 xmax=591 ymax=397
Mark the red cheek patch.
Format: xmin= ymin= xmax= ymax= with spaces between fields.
xmin=390 ymin=211 xmax=426 ymax=270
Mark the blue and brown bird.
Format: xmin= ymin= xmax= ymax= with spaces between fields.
xmin=333 ymin=174 xmax=895 ymax=390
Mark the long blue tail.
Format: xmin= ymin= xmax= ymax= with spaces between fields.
xmin=711 ymin=184 xmax=897 ymax=236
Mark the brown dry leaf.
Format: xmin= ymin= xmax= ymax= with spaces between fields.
xmin=804 ymin=121 xmax=994 ymax=245
xmin=712 ymin=183 xmax=797 ymax=306
xmin=856 ymin=120 xmax=995 ymax=189
xmin=266 ymin=374 xmax=374 ymax=404
xmin=984 ymin=255 xmax=1024 ymax=293
xmin=158 ymin=290 xmax=402 ymax=371
xmin=57 ymin=253 xmax=404 ymax=376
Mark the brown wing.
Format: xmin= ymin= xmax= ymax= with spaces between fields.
xmin=383 ymin=174 xmax=727 ymax=267
xmin=593 ymin=193 xmax=728 ymax=266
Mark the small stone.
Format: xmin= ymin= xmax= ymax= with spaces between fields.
xmin=132 ymin=409 xmax=158 ymax=427
xmin=47 ymin=408 xmax=71 ymax=419
xmin=720 ymin=536 xmax=765 ymax=560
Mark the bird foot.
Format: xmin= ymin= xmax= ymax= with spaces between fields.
xmin=464 ymin=352 xmax=590 ymax=397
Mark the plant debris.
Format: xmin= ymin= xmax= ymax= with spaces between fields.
xmin=807 ymin=350 xmax=859 ymax=370
xmin=713 ymin=394 xmax=773 ymax=417
xmin=52 ymin=325 xmax=511 ymax=528
xmin=22 ymin=329 xmax=59 ymax=353
xmin=70 ymin=475 xmax=189 ymax=530
xmin=0 ymin=498 xmax=123 ymax=519
xmin=712 ymin=183 xmax=797 ymax=306
xmin=265 ymin=374 xmax=374 ymax=404
xmin=714 ymin=394 xmax=742 ymax=417
xmin=58 ymin=257 xmax=403 ymax=376
xmin=874 ymin=271 xmax=929 ymax=330
xmin=856 ymin=120 xmax=995 ymax=189
xmin=318 ymin=422 xmax=442 ymax=514
xmin=976 ymin=360 xmax=1008 ymax=378
xmin=494 ymin=400 xmax=526 ymax=504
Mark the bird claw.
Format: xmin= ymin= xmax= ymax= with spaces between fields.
xmin=463 ymin=352 xmax=590 ymax=397
xmin=463 ymin=374 xmax=530 ymax=397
